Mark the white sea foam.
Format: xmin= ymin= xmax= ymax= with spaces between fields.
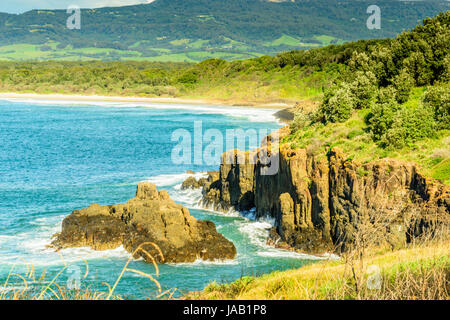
xmin=234 ymin=212 xmax=339 ymax=261
xmin=170 ymin=187 xmax=204 ymax=207
xmin=167 ymin=258 xmax=239 ymax=267
xmin=0 ymin=212 xmax=131 ymax=267
xmin=1 ymin=98 xmax=281 ymax=123
xmin=144 ymin=172 xmax=229 ymax=211
xmin=237 ymin=216 xmax=274 ymax=248
xmin=146 ymin=172 xmax=208 ymax=188
xmin=0 ymin=235 xmax=17 ymax=243
xmin=183 ymin=196 xmax=242 ymax=217
xmin=4 ymin=241 xmax=131 ymax=267
xmin=58 ymin=246 xmax=131 ymax=262
xmin=194 ymin=203 xmax=241 ymax=217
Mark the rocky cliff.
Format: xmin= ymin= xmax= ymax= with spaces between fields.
xmin=196 ymin=128 xmax=449 ymax=254
xmin=52 ymin=182 xmax=236 ymax=263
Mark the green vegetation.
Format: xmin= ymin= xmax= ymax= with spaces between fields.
xmin=0 ymin=13 xmax=448 ymax=183
xmin=0 ymin=33 xmax=407 ymax=104
xmin=0 ymin=0 xmax=447 ymax=61
xmin=286 ymin=12 xmax=450 ymax=184
xmin=1 ymin=11 xmax=449 ymax=301
xmin=188 ymin=241 xmax=449 ymax=300
xmin=1 ymin=39 xmax=373 ymax=103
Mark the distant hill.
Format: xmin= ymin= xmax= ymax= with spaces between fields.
xmin=0 ymin=0 xmax=448 ymax=62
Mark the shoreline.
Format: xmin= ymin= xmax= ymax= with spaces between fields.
xmin=0 ymin=92 xmax=291 ymax=110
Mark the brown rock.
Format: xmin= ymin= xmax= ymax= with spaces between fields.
xmin=52 ymin=182 xmax=236 ymax=263
xmin=181 ymin=172 xmax=220 ymax=190
xmin=181 ymin=176 xmax=201 ymax=189
xmin=200 ymin=127 xmax=450 ymax=254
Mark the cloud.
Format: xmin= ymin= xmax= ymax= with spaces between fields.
xmin=0 ymin=0 xmax=155 ymax=14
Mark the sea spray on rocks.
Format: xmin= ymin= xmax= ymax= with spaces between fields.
xmin=52 ymin=182 xmax=237 ymax=264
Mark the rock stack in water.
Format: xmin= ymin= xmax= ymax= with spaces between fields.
xmin=52 ymin=182 xmax=236 ymax=263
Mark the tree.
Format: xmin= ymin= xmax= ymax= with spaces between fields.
xmin=441 ymin=55 xmax=450 ymax=83
xmin=382 ymin=105 xmax=436 ymax=148
xmin=403 ymin=51 xmax=433 ymax=87
xmin=367 ymin=99 xmax=400 ymax=142
xmin=392 ymin=69 xmax=414 ymax=104
xmin=320 ymin=83 xmax=355 ymax=123
xmin=350 ymin=71 xmax=377 ymax=109
xmin=423 ymin=84 xmax=450 ymax=130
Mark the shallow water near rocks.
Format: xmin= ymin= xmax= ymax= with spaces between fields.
xmin=0 ymin=99 xmax=327 ymax=299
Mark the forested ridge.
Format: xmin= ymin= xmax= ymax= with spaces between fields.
xmin=0 ymin=0 xmax=448 ymax=61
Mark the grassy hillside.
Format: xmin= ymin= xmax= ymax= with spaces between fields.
xmin=188 ymin=241 xmax=449 ymax=300
xmin=284 ymin=12 xmax=450 ymax=184
xmin=0 ymin=0 xmax=448 ymax=61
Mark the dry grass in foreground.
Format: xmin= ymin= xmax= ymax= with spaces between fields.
xmin=0 ymin=242 xmax=177 ymax=300
xmin=189 ymin=183 xmax=449 ymax=300
xmin=187 ymin=240 xmax=449 ymax=300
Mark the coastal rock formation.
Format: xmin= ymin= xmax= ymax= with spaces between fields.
xmin=52 ymin=182 xmax=236 ymax=263
xmin=181 ymin=171 xmax=219 ymax=190
xmin=187 ymin=128 xmax=449 ymax=254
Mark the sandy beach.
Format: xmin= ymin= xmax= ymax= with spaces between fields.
xmin=0 ymin=92 xmax=290 ymax=109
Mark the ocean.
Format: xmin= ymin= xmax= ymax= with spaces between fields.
xmin=0 ymin=98 xmax=327 ymax=299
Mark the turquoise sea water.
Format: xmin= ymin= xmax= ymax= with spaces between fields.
xmin=0 ymin=99 xmax=325 ymax=299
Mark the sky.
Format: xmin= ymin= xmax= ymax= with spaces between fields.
xmin=0 ymin=0 xmax=155 ymax=14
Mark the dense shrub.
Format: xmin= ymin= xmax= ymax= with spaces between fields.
xmin=319 ymin=84 xmax=354 ymax=123
xmin=423 ymin=84 xmax=450 ymax=130
xmin=376 ymin=86 xmax=398 ymax=104
xmin=350 ymin=71 xmax=377 ymax=109
xmin=177 ymin=69 xmax=199 ymax=84
xmin=348 ymin=51 xmax=371 ymax=73
xmin=442 ymin=55 xmax=450 ymax=82
xmin=392 ymin=69 xmax=414 ymax=103
xmin=314 ymin=13 xmax=449 ymax=149
xmin=290 ymin=111 xmax=310 ymax=132
xmin=402 ymin=51 xmax=434 ymax=87
xmin=367 ymin=99 xmax=401 ymax=142
xmin=382 ymin=106 xmax=436 ymax=148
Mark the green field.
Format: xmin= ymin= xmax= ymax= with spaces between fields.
xmin=0 ymin=42 xmax=144 ymax=61
xmin=0 ymin=41 xmax=266 ymax=62
xmin=0 ymin=32 xmax=350 ymax=62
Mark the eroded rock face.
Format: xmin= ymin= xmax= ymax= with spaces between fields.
xmin=52 ymin=182 xmax=236 ymax=263
xmin=197 ymin=128 xmax=450 ymax=254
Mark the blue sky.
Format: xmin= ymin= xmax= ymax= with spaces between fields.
xmin=0 ymin=1 xmax=154 ymax=14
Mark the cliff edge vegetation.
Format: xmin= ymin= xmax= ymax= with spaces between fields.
xmin=185 ymin=13 xmax=449 ymax=299
xmin=188 ymin=240 xmax=449 ymax=300
xmin=284 ymin=12 xmax=449 ymax=184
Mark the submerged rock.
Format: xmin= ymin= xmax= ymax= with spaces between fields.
xmin=181 ymin=172 xmax=219 ymax=190
xmin=52 ymin=182 xmax=236 ymax=263
xmin=181 ymin=176 xmax=202 ymax=190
